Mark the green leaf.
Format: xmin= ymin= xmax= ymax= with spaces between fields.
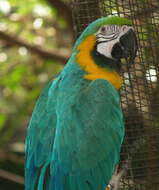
xmin=0 ymin=114 xmax=7 ymax=131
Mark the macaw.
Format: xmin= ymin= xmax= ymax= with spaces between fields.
xmin=25 ymin=16 xmax=137 ymax=190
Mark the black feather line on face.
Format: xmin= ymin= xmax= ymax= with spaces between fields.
xmin=96 ymin=33 xmax=118 ymax=40
xmin=99 ymin=25 xmax=121 ymax=35
xmin=96 ymin=39 xmax=113 ymax=45
xmin=91 ymin=44 xmax=122 ymax=72
xmin=96 ymin=33 xmax=119 ymax=45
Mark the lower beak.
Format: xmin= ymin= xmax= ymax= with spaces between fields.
xmin=119 ymin=28 xmax=138 ymax=64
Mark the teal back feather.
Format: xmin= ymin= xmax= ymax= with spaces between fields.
xmin=25 ymin=16 xmax=125 ymax=190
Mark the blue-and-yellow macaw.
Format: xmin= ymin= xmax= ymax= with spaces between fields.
xmin=25 ymin=16 xmax=137 ymax=190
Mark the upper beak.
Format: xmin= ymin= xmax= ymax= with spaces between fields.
xmin=119 ymin=28 xmax=138 ymax=64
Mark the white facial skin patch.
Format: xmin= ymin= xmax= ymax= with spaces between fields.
xmin=96 ymin=25 xmax=133 ymax=59
xmin=97 ymin=38 xmax=120 ymax=59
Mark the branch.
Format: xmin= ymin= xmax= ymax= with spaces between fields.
xmin=47 ymin=0 xmax=73 ymax=29
xmin=0 ymin=31 xmax=69 ymax=63
xmin=0 ymin=169 xmax=24 ymax=185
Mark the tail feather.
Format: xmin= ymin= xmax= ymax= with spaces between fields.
xmin=37 ymin=164 xmax=49 ymax=190
xmin=26 ymin=162 xmax=111 ymax=190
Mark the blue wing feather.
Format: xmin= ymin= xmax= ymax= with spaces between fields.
xmin=25 ymin=79 xmax=58 ymax=189
xmin=25 ymin=63 xmax=124 ymax=190
xmin=51 ymin=78 xmax=124 ymax=190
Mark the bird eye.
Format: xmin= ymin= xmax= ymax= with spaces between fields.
xmin=101 ymin=26 xmax=106 ymax=33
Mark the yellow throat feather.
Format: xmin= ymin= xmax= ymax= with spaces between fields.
xmin=76 ymin=35 xmax=123 ymax=89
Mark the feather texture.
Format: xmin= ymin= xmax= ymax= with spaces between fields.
xmin=25 ymin=16 xmax=128 ymax=190
xmin=25 ymin=61 xmax=124 ymax=190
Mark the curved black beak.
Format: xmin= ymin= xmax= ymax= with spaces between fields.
xmin=119 ymin=28 xmax=138 ymax=64
xmin=111 ymin=28 xmax=138 ymax=64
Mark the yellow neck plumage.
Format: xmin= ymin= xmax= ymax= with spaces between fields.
xmin=75 ymin=35 xmax=123 ymax=89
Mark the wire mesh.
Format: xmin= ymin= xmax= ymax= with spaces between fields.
xmin=71 ymin=0 xmax=159 ymax=189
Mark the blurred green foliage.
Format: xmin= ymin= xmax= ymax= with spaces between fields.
xmin=0 ymin=0 xmax=72 ymax=188
xmin=0 ymin=0 xmax=72 ymax=148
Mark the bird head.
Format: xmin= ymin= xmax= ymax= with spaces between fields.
xmin=75 ymin=16 xmax=138 ymax=68
xmin=74 ymin=16 xmax=138 ymax=89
